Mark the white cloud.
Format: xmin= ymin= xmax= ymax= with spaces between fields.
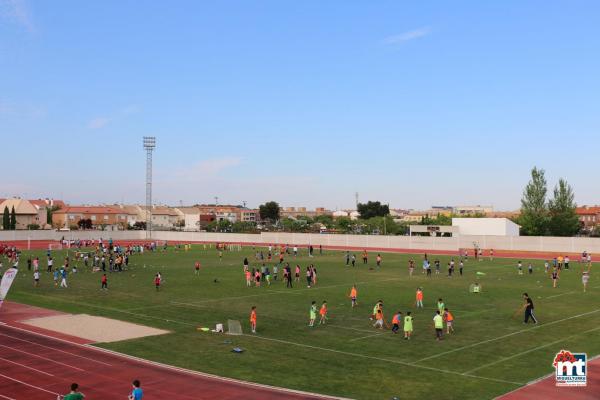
xmin=383 ymin=27 xmax=431 ymax=45
xmin=0 ymin=0 xmax=35 ymax=33
xmin=88 ymin=117 xmax=111 ymax=129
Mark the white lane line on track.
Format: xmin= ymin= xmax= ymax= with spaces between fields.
xmin=0 ymin=373 xmax=59 ymax=396
xmin=0 ymin=332 xmax=112 ymax=366
xmin=0 ymin=356 xmax=54 ymax=376
xmin=0 ymin=344 xmax=85 ymax=371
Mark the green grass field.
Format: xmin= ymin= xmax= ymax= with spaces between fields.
xmin=6 ymin=245 xmax=600 ymax=400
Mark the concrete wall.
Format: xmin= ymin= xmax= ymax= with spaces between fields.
xmin=452 ymin=218 xmax=520 ymax=236
xmin=2 ymin=230 xmax=600 ymax=254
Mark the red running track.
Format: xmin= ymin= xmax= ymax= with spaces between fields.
xmin=0 ymin=302 xmax=342 ymax=400
xmin=496 ymin=356 xmax=600 ymax=400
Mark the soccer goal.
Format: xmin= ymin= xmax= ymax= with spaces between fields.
xmin=227 ymin=319 xmax=243 ymax=335
xmin=48 ymin=243 xmax=63 ymax=251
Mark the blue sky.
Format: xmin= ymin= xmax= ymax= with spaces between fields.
xmin=1 ymin=1 xmax=599 ymax=210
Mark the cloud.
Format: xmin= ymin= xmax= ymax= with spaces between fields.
xmin=0 ymin=0 xmax=35 ymax=33
xmin=383 ymin=27 xmax=431 ymax=45
xmin=88 ymin=117 xmax=111 ymax=129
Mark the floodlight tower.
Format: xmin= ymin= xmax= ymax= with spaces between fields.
xmin=143 ymin=136 xmax=156 ymax=239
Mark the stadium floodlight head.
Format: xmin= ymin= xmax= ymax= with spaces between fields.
xmin=143 ymin=136 xmax=156 ymax=239
xmin=143 ymin=136 xmax=156 ymax=150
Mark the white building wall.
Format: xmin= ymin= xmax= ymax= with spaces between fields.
xmin=452 ymin=218 xmax=519 ymax=237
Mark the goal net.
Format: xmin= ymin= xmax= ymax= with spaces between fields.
xmin=48 ymin=243 xmax=63 ymax=251
xmin=227 ymin=319 xmax=243 ymax=335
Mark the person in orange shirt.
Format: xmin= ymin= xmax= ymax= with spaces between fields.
xmin=245 ymin=269 xmax=252 ymax=287
xmin=444 ymin=308 xmax=454 ymax=334
xmin=415 ymin=287 xmax=424 ymax=308
xmin=362 ymin=250 xmax=368 ymax=265
xmin=391 ymin=311 xmax=403 ymax=334
xmin=319 ymin=301 xmax=328 ymax=325
xmin=349 ymin=285 xmax=358 ymax=308
xmin=373 ymin=309 xmax=385 ymax=329
xmin=250 ymin=306 xmax=257 ymax=333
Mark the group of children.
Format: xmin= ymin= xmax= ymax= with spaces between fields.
xmin=516 ymin=255 xmax=592 ymax=291
xmin=242 ymin=257 xmax=319 ymax=289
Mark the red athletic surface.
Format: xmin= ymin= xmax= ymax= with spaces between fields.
xmin=1 ymin=239 xmax=593 ymax=261
xmin=0 ymin=302 xmax=339 ymax=400
xmin=496 ymin=357 xmax=600 ymax=400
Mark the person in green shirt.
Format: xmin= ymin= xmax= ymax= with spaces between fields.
xmin=437 ymin=298 xmax=445 ymax=314
xmin=309 ymin=301 xmax=317 ymax=327
xmin=63 ymin=383 xmax=85 ymax=400
xmin=403 ymin=311 xmax=413 ymax=340
xmin=433 ymin=311 xmax=444 ymax=341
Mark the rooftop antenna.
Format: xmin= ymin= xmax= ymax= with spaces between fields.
xmin=214 ymin=196 xmax=219 ymax=206
xmin=143 ymin=136 xmax=156 ymax=239
xmin=242 ymin=200 xmax=247 ymax=208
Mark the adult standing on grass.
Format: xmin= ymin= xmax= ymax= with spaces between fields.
xmin=522 ymin=293 xmax=538 ymax=324
xmin=61 ymin=382 xmax=85 ymax=399
xmin=128 ymin=380 xmax=143 ymax=400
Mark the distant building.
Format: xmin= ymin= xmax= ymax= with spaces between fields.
xmin=0 ymin=198 xmax=48 ymax=229
xmin=576 ymin=206 xmax=600 ymax=229
xmin=453 ymin=205 xmax=494 ymax=215
xmin=451 ymin=217 xmax=520 ymax=236
xmin=280 ymin=207 xmax=332 ymax=219
xmin=52 ymin=206 xmax=133 ymax=229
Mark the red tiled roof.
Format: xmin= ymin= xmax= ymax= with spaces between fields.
xmin=576 ymin=206 xmax=600 ymax=215
xmin=56 ymin=206 xmax=126 ymax=215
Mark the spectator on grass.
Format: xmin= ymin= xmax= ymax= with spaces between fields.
xmin=61 ymin=382 xmax=85 ymax=399
xmin=128 ymin=379 xmax=143 ymax=400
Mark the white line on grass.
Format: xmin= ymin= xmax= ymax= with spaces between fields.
xmin=242 ymin=334 xmax=523 ymax=386
xmin=545 ymin=291 xmax=577 ymax=299
xmin=463 ymin=326 xmax=600 ymax=374
xmin=0 ymin=356 xmax=54 ymax=376
xmin=0 ymin=332 xmax=112 ymax=366
xmin=349 ymin=332 xmax=385 ymax=342
xmin=414 ymin=308 xmax=600 ymax=363
xmin=0 ymin=372 xmax=60 ymax=396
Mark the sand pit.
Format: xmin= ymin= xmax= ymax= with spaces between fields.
xmin=21 ymin=314 xmax=170 ymax=343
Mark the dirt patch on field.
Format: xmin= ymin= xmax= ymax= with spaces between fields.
xmin=20 ymin=314 xmax=170 ymax=342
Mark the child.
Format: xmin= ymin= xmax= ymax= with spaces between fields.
xmin=528 ymin=263 xmax=533 ymax=274
xmin=245 ymin=269 xmax=252 ymax=287
xmin=273 ymin=264 xmax=278 ymax=281
xmin=408 ymin=259 xmax=415 ymax=277
xmin=53 ymin=269 xmax=59 ymax=286
xmin=444 ymin=308 xmax=454 ymax=334
xmin=376 ymin=254 xmax=382 ymax=268
xmin=435 ymin=259 xmax=440 ymax=274
xmin=459 ymin=261 xmax=464 ymax=276
xmin=195 ymin=261 xmax=200 ymax=275
xmin=373 ymin=309 xmax=384 ymax=329
xmin=295 ymin=265 xmax=300 ymax=282
xmin=309 ymin=301 xmax=317 ymax=327
xmin=403 ymin=312 xmax=413 ymax=340
xmin=349 ymin=285 xmax=358 ymax=308
xmin=433 ymin=310 xmax=444 ymax=341
xmin=544 ymin=260 xmax=549 ymax=274
xmin=250 ymin=306 xmax=257 ymax=333
xmin=101 ymin=273 xmax=108 ymax=290
xmin=582 ymin=270 xmax=590 ymax=292
xmin=551 ymin=267 xmax=559 ymax=288
xmin=319 ymin=301 xmax=328 ymax=325
xmin=265 ymin=267 xmax=271 ymax=286
xmin=33 ymin=270 xmax=40 ymax=287
xmin=306 ymin=267 xmax=312 ymax=288
xmin=415 ymin=288 xmax=424 ymax=308
xmin=437 ymin=298 xmax=445 ymax=314
xmin=391 ymin=311 xmax=402 ymax=334
xmin=154 ymin=273 xmax=161 ymax=291
xmin=60 ymin=268 xmax=68 ymax=288
xmin=517 ymin=261 xmax=523 ymax=275
xmin=371 ymin=300 xmax=383 ymax=320
xmin=490 ymin=249 xmax=494 ymax=261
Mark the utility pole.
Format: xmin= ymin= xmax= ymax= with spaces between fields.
xmin=143 ymin=136 xmax=156 ymax=239
xmin=214 ymin=196 xmax=219 ymax=206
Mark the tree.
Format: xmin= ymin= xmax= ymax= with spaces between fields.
xmin=548 ymin=178 xmax=580 ymax=236
xmin=47 ymin=205 xmax=61 ymax=225
xmin=259 ymin=201 xmax=280 ymax=222
xmin=519 ymin=167 xmax=549 ymax=236
xmin=357 ymin=201 xmax=389 ymax=219
xmin=2 ymin=206 xmax=8 ymax=230
xmin=10 ymin=206 xmax=16 ymax=230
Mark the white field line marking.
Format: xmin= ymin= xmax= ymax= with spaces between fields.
xmin=242 ymin=334 xmax=523 ymax=386
xmin=415 ymin=308 xmax=600 ymax=363
xmin=545 ymin=291 xmax=577 ymax=299
xmin=0 ymin=332 xmax=112 ymax=366
xmin=0 ymin=394 xmax=16 ymax=400
xmin=349 ymin=332 xmax=386 ymax=342
xmin=0 ymin=372 xmax=60 ymax=396
xmin=1 ymin=323 xmax=347 ymax=400
xmin=0 ymin=344 xmax=85 ymax=371
xmin=0 ymin=356 xmax=54 ymax=376
xmin=464 ymin=326 xmax=600 ymax=374
xmin=170 ymin=278 xmax=405 ymax=307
